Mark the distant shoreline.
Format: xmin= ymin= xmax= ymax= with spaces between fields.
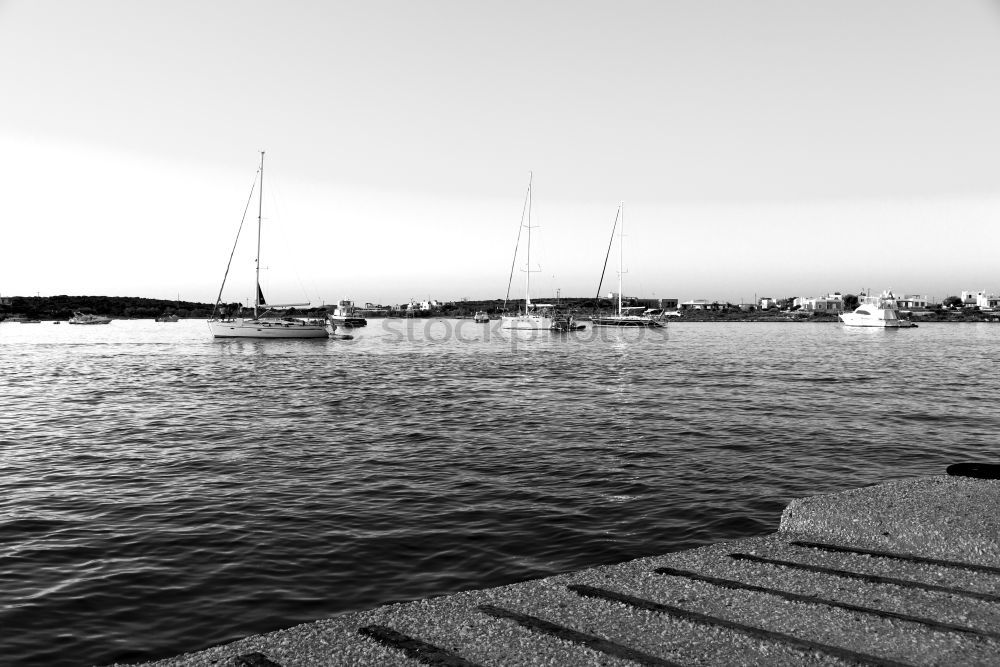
xmin=2 ymin=294 xmax=998 ymax=324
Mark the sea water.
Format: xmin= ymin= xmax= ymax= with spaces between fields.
xmin=1 ymin=319 xmax=997 ymax=665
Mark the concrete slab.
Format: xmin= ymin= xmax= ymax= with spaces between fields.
xmin=124 ymin=476 xmax=1000 ymax=666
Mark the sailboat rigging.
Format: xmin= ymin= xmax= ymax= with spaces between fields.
xmin=501 ymin=173 xmax=555 ymax=331
xmin=207 ymin=152 xmax=327 ymax=339
xmin=592 ymin=202 xmax=664 ymax=328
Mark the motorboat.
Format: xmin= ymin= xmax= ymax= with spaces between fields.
xmin=155 ymin=313 xmax=179 ymax=322
xmin=473 ymin=311 xmax=490 ymax=323
xmin=207 ymin=152 xmax=328 ymax=339
xmin=68 ymin=312 xmax=112 ymax=325
xmin=327 ymin=299 xmax=368 ymax=327
xmin=840 ymin=290 xmax=916 ymax=328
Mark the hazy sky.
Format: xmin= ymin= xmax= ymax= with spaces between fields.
xmin=2 ymin=0 xmax=999 ymax=305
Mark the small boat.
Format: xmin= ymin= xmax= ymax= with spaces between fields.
xmin=21 ymin=319 xmax=41 ymax=324
xmin=473 ymin=311 xmax=490 ymax=323
xmin=157 ymin=296 xmax=181 ymax=322
xmin=207 ymin=152 xmax=328 ymax=339
xmin=840 ymin=290 xmax=917 ymax=328
xmin=68 ymin=312 xmax=112 ymax=325
xmin=591 ymin=202 xmax=664 ymax=328
xmin=327 ymin=299 xmax=368 ymax=328
xmin=501 ymin=173 xmax=554 ymax=331
xmin=550 ymin=311 xmax=584 ymax=332
xmin=325 ymin=323 xmax=355 ymax=340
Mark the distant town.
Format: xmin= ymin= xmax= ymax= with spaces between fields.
xmin=1 ymin=290 xmax=999 ymax=322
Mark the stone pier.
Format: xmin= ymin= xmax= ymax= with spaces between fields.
xmin=132 ymin=475 xmax=1000 ymax=666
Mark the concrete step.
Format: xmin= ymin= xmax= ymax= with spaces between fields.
xmin=130 ymin=476 xmax=1000 ymax=666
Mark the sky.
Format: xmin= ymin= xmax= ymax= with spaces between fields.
xmin=2 ymin=0 xmax=1000 ymax=306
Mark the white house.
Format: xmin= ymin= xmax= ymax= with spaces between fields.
xmin=759 ymin=297 xmax=777 ymax=309
xmin=961 ymin=290 xmax=985 ymax=305
xmin=794 ymin=293 xmax=844 ymax=312
xmin=895 ymin=294 xmax=929 ymax=309
xmin=976 ymin=292 xmax=1000 ymax=310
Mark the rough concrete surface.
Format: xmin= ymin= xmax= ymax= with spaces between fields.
xmin=122 ymin=476 xmax=1000 ymax=666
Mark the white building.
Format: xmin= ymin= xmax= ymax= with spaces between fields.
xmin=895 ymin=294 xmax=929 ymax=309
xmin=759 ymin=297 xmax=777 ymax=309
xmin=961 ymin=290 xmax=985 ymax=305
xmin=794 ymin=293 xmax=844 ymax=312
xmin=972 ymin=292 xmax=1000 ymax=310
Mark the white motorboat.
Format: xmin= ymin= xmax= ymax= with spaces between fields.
xmin=207 ymin=152 xmax=328 ymax=339
xmin=501 ymin=173 xmax=554 ymax=331
xmin=591 ymin=202 xmax=664 ymax=328
xmin=840 ymin=290 xmax=916 ymax=328
xmin=327 ymin=299 xmax=367 ymax=328
xmin=473 ymin=311 xmax=490 ymax=323
xmin=68 ymin=312 xmax=112 ymax=325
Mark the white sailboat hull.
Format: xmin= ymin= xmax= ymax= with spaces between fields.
xmin=208 ymin=318 xmax=328 ymax=339
xmin=592 ymin=316 xmax=663 ymax=328
xmin=501 ymin=314 xmax=553 ymax=330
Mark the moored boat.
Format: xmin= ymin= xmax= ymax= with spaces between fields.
xmin=592 ymin=202 xmax=664 ymax=328
xmin=155 ymin=313 xmax=179 ymax=322
xmin=593 ymin=306 xmax=664 ymax=327
xmin=840 ymin=290 xmax=916 ymax=328
xmin=207 ymin=152 xmax=327 ymax=339
xmin=473 ymin=311 xmax=490 ymax=323
xmin=327 ymin=299 xmax=368 ymax=328
xmin=501 ymin=173 xmax=554 ymax=331
xmin=550 ymin=310 xmax=584 ymax=332
xmin=68 ymin=312 xmax=112 ymax=325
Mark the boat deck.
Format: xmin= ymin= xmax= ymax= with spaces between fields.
xmin=132 ymin=475 xmax=1000 ymax=666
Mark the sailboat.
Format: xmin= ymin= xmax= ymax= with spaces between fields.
xmin=500 ymin=173 xmax=555 ymax=331
xmin=592 ymin=202 xmax=664 ymax=328
xmin=207 ymin=152 xmax=328 ymax=339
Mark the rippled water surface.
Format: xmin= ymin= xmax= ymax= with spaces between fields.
xmin=1 ymin=319 xmax=997 ymax=665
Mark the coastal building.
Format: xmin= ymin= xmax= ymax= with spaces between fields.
xmin=794 ymin=293 xmax=844 ymax=313
xmin=896 ymin=294 xmax=929 ymax=310
xmin=658 ymin=298 xmax=679 ymax=310
xmin=961 ymin=290 xmax=985 ymax=305
xmin=680 ymin=299 xmax=711 ymax=310
xmin=759 ymin=297 xmax=777 ymax=309
xmin=976 ymin=292 xmax=1000 ymax=310
xmin=955 ymin=291 xmax=999 ymax=310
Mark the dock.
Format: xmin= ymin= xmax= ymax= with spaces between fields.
xmin=135 ymin=474 xmax=1000 ymax=666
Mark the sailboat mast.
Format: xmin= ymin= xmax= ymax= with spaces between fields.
xmin=525 ymin=171 xmax=533 ymax=312
xmin=618 ymin=201 xmax=624 ymax=317
xmin=255 ymin=151 xmax=264 ymax=318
